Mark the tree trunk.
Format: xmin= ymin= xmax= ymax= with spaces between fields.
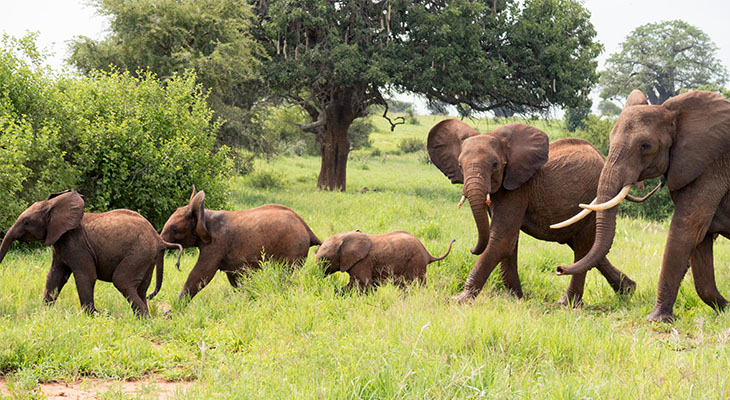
xmin=317 ymin=100 xmax=356 ymax=191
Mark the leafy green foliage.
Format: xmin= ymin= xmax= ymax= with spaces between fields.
xmin=563 ymin=101 xmax=591 ymax=132
xmin=53 ymin=70 xmax=232 ymax=228
xmin=600 ymin=20 xmax=729 ymax=105
xmin=0 ymin=35 xmax=231 ymax=231
xmin=68 ymin=0 xmax=265 ymax=150
xmin=251 ymin=0 xmax=602 ymax=190
xmin=597 ymin=100 xmax=622 ymax=116
xmin=573 ymin=114 xmax=613 ymax=155
xmin=398 ymin=137 xmax=426 ymax=154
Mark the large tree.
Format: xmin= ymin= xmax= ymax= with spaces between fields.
xmin=251 ymin=0 xmax=602 ymax=191
xmin=600 ymin=20 xmax=728 ymax=105
xmin=68 ymin=0 xmax=266 ymax=150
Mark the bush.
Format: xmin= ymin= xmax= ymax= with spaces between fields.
xmin=246 ymin=168 xmax=287 ymax=189
xmin=348 ymin=117 xmax=374 ymax=150
xmin=398 ymin=137 xmax=425 ymax=153
xmin=574 ymin=114 xmax=614 ymax=155
xmin=0 ymin=35 xmax=232 ymax=230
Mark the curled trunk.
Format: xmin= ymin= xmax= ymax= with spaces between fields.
xmin=556 ymin=171 xmax=623 ymax=275
xmin=464 ymin=178 xmax=490 ymax=255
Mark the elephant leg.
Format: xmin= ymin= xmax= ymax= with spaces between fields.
xmin=178 ymin=256 xmax=222 ymax=303
xmin=559 ymin=272 xmax=587 ymax=307
xmin=346 ymin=261 xmax=372 ymax=291
xmin=73 ymin=270 xmax=98 ymax=314
xmin=595 ymin=257 xmax=636 ymax=297
xmin=136 ymin=265 xmax=154 ymax=305
xmin=498 ymin=238 xmax=522 ymax=298
xmin=455 ymin=203 xmax=523 ymax=302
xmin=43 ymin=259 xmax=72 ymax=305
xmin=690 ymin=234 xmax=728 ymax=311
xmin=112 ymin=262 xmax=150 ymax=317
xmin=648 ymin=195 xmax=718 ymax=322
xmin=226 ymin=271 xmax=243 ymax=288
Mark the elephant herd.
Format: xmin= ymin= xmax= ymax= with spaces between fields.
xmin=1 ymin=89 xmax=730 ymax=323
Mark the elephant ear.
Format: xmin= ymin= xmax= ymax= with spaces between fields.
xmin=45 ymin=191 xmax=85 ymax=245
xmin=626 ymin=89 xmax=649 ymax=106
xmin=492 ymin=123 xmax=549 ymax=190
xmin=338 ymin=232 xmax=371 ymax=272
xmin=664 ymin=91 xmax=730 ymax=191
xmin=427 ymin=119 xmax=479 ymax=184
xmin=190 ymin=190 xmax=212 ymax=244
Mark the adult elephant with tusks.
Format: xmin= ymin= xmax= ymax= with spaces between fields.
xmin=429 ymin=119 xmax=641 ymax=305
xmin=553 ymin=90 xmax=730 ymax=322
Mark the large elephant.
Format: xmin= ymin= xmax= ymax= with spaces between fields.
xmin=315 ymin=230 xmax=454 ymax=289
xmin=428 ymin=119 xmax=637 ymax=304
xmin=554 ymin=90 xmax=730 ymax=322
xmin=0 ymin=191 xmax=182 ymax=316
xmin=160 ymin=187 xmax=322 ymax=303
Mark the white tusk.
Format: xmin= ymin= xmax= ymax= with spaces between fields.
xmin=457 ymin=195 xmax=465 ymax=209
xmin=486 ymin=193 xmax=491 ymax=207
xmin=579 ymin=185 xmax=631 ymax=211
xmin=550 ymin=198 xmax=596 ymax=229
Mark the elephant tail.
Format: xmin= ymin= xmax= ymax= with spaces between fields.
xmin=429 ymin=239 xmax=455 ymax=263
xmin=301 ymin=221 xmax=322 ymax=246
xmin=148 ymin=240 xmax=183 ymax=300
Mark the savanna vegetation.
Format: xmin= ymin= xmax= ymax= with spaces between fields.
xmin=3 ymin=0 xmax=730 ymax=397
xmin=2 ymin=113 xmax=730 ymax=399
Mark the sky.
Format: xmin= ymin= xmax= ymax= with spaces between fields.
xmin=2 ymin=0 xmax=730 ymax=114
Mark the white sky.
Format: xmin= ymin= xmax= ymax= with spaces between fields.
xmin=1 ymin=0 xmax=729 ymax=113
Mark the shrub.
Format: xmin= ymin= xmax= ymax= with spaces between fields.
xmin=398 ymin=137 xmax=425 ymax=153
xmin=574 ymin=114 xmax=614 ymax=155
xmin=0 ymin=35 xmax=232 ymax=230
xmin=246 ymin=168 xmax=286 ymax=189
xmin=348 ymin=117 xmax=374 ymax=150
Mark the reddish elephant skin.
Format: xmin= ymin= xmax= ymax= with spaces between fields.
xmin=556 ymin=90 xmax=730 ymax=322
xmin=161 ymin=187 xmax=322 ymax=303
xmin=315 ymin=230 xmax=454 ymax=289
xmin=0 ymin=190 xmax=183 ymax=316
xmin=428 ymin=119 xmax=636 ymax=305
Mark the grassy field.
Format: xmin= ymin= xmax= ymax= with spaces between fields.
xmin=2 ymin=116 xmax=730 ymax=399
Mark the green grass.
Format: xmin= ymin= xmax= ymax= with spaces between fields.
xmin=3 ymin=116 xmax=730 ymax=398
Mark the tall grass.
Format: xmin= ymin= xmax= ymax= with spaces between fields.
xmin=2 ymin=124 xmax=730 ymax=398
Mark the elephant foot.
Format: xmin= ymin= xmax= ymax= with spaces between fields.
xmin=557 ymin=293 xmax=583 ymax=308
xmin=615 ymin=277 xmax=637 ymax=298
xmin=451 ymin=290 xmax=477 ymax=304
xmin=646 ymin=307 xmax=676 ymax=323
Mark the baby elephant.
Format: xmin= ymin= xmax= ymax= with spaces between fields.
xmin=0 ymin=190 xmax=182 ymax=316
xmin=315 ymin=231 xmax=455 ymax=289
xmin=161 ymin=187 xmax=322 ymax=303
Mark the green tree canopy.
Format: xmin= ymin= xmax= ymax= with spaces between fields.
xmin=597 ymin=99 xmax=621 ymax=116
xmin=600 ymin=20 xmax=729 ymax=105
xmin=251 ymin=0 xmax=602 ymax=190
xmin=68 ymin=0 xmax=265 ymax=150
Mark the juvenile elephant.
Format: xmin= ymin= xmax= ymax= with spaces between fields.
xmin=555 ymin=90 xmax=730 ymax=322
xmin=161 ymin=187 xmax=322 ymax=303
xmin=428 ymin=119 xmax=637 ymax=304
xmin=0 ymin=191 xmax=182 ymax=316
xmin=315 ymin=230 xmax=454 ymax=289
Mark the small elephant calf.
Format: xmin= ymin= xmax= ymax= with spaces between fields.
xmin=0 ymin=190 xmax=182 ymax=316
xmin=315 ymin=231 xmax=454 ymax=289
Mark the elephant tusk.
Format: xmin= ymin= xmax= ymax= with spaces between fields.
xmin=626 ymin=179 xmax=665 ymax=203
xmin=579 ymin=185 xmax=631 ymax=211
xmin=486 ymin=193 xmax=492 ymax=208
xmin=550 ymin=198 xmax=596 ymax=229
xmin=457 ymin=195 xmax=466 ymax=209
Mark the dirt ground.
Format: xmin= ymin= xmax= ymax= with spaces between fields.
xmin=0 ymin=377 xmax=195 ymax=399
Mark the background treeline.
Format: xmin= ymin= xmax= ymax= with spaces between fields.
xmin=0 ymin=35 xmax=229 ymax=232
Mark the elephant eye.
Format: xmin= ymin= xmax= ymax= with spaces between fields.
xmin=640 ymin=143 xmax=650 ymax=151
xmin=23 ymin=220 xmax=28 ymax=226
xmin=492 ymin=162 xmax=498 ymax=170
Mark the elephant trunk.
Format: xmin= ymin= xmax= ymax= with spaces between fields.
xmin=0 ymin=226 xmax=18 ymax=265
xmin=464 ymin=176 xmax=490 ymax=255
xmin=556 ymin=166 xmax=625 ymax=275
